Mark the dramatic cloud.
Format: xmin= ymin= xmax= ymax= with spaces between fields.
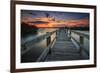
xmin=21 ymin=10 xmax=89 ymax=28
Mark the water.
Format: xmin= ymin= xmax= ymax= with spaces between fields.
xmin=71 ymin=30 xmax=89 ymax=54
xmin=21 ymin=28 xmax=89 ymax=63
xmin=21 ymin=28 xmax=58 ymax=63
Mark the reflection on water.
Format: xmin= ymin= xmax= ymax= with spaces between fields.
xmin=71 ymin=31 xmax=89 ymax=53
xmin=21 ymin=28 xmax=58 ymax=63
xmin=21 ymin=28 xmax=89 ymax=63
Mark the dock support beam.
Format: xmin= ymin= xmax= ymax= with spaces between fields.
xmin=47 ymin=36 xmax=51 ymax=46
xmin=79 ymin=36 xmax=84 ymax=57
xmin=47 ymin=32 xmax=51 ymax=54
xmin=68 ymin=29 xmax=71 ymax=39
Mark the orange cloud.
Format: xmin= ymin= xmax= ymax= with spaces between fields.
xmin=21 ymin=15 xmax=89 ymax=28
xmin=65 ymin=18 xmax=89 ymax=27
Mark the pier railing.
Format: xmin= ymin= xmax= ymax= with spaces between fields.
xmin=21 ymin=30 xmax=58 ymax=61
xmin=68 ymin=29 xmax=89 ymax=57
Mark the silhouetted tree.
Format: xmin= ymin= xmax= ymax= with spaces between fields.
xmin=21 ymin=22 xmax=38 ymax=37
xmin=46 ymin=13 xmax=49 ymax=18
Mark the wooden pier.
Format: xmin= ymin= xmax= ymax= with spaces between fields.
xmin=21 ymin=28 xmax=89 ymax=62
xmin=45 ymin=29 xmax=86 ymax=61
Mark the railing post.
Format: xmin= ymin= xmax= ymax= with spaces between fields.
xmin=47 ymin=32 xmax=51 ymax=46
xmin=79 ymin=36 xmax=84 ymax=56
xmin=68 ymin=29 xmax=71 ymax=39
xmin=46 ymin=32 xmax=51 ymax=54
xmin=66 ymin=29 xmax=68 ymax=33
xmin=56 ymin=30 xmax=58 ymax=38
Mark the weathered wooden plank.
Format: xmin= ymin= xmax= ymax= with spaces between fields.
xmin=45 ymin=29 xmax=87 ymax=61
xmin=71 ymin=30 xmax=89 ymax=39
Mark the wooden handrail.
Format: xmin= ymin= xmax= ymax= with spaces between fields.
xmin=68 ymin=29 xmax=89 ymax=56
xmin=36 ymin=35 xmax=56 ymax=62
xmin=70 ymin=30 xmax=89 ymax=39
xmin=21 ymin=30 xmax=57 ymax=55
xmin=71 ymin=36 xmax=89 ymax=56
xmin=36 ymin=31 xmax=57 ymax=62
xmin=21 ymin=30 xmax=57 ymax=45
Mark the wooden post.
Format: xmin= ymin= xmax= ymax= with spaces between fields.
xmin=47 ymin=36 xmax=51 ymax=46
xmin=47 ymin=32 xmax=51 ymax=46
xmin=68 ymin=29 xmax=71 ymax=39
xmin=46 ymin=32 xmax=51 ymax=54
xmin=79 ymin=36 xmax=84 ymax=57
xmin=66 ymin=29 xmax=68 ymax=34
xmin=56 ymin=30 xmax=57 ymax=37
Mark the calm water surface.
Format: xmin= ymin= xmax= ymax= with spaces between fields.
xmin=21 ymin=28 xmax=89 ymax=63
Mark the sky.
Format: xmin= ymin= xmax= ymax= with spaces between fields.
xmin=21 ymin=10 xmax=89 ymax=27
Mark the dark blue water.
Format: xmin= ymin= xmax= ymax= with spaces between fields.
xmin=21 ymin=28 xmax=89 ymax=63
xmin=21 ymin=28 xmax=57 ymax=63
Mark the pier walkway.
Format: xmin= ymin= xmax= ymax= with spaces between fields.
xmin=21 ymin=28 xmax=89 ymax=62
xmin=45 ymin=29 xmax=82 ymax=61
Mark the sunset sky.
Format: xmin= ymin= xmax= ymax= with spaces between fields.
xmin=21 ymin=10 xmax=89 ymax=28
